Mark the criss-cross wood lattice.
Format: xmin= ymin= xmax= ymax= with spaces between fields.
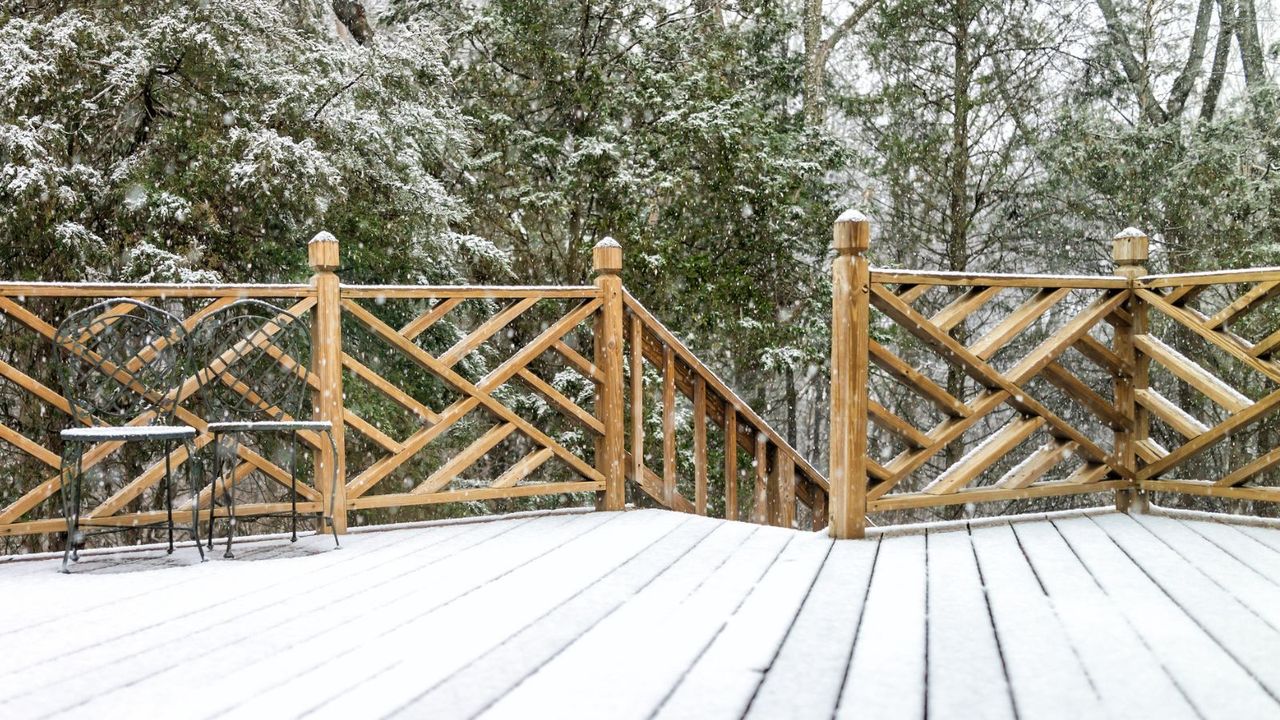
xmin=1133 ymin=270 xmax=1280 ymax=502
xmin=860 ymin=274 xmax=1130 ymax=512
xmin=335 ymin=287 xmax=608 ymax=512
xmin=0 ymin=286 xmax=330 ymax=541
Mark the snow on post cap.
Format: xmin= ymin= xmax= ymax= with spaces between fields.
xmin=1112 ymin=226 xmax=1149 ymax=266
xmin=1113 ymin=227 xmax=1147 ymax=240
xmin=309 ymin=231 xmax=340 ymax=270
xmin=593 ymin=237 xmax=623 ymax=274
xmin=836 ymin=208 xmax=870 ymax=224
xmin=833 ymin=210 xmax=871 ymax=253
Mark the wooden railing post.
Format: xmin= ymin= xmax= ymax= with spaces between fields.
xmin=593 ymin=238 xmax=626 ymax=511
xmin=829 ymin=210 xmax=871 ymax=539
xmin=1112 ymin=227 xmax=1150 ymax=514
xmin=309 ymin=231 xmax=347 ymax=533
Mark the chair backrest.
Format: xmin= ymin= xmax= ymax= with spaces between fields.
xmin=54 ymin=298 xmax=189 ymax=428
xmin=191 ymin=299 xmax=312 ymax=425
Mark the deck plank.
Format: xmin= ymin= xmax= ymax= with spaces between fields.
xmin=478 ymin=524 xmax=794 ymax=720
xmin=653 ymin=532 xmax=833 ymax=720
xmin=1054 ymin=515 xmax=1279 ymax=718
xmin=745 ymin=538 xmax=879 ymax=720
xmin=393 ymin=514 xmax=727 ymax=719
xmin=3 ymin=509 xmax=1280 ymax=720
xmin=1178 ymin=516 xmax=1280 ymax=580
xmin=924 ymin=528 xmax=1016 ymax=720
xmin=1011 ymin=518 xmax=1198 ymax=719
xmin=836 ymin=533 xmax=927 ymax=719
xmin=969 ymin=523 xmax=1103 ymax=719
xmin=1091 ymin=513 xmax=1280 ymax=698
xmin=0 ymin=516 xmax=508 ymax=708
xmin=28 ymin=513 xmax=602 ymax=719
xmin=293 ymin=510 xmax=696 ymax=720
xmin=1132 ymin=514 xmax=1280 ymax=629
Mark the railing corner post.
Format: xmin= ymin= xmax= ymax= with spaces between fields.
xmin=309 ymin=231 xmax=347 ymax=533
xmin=1112 ymin=227 xmax=1150 ymax=515
xmin=593 ymin=237 xmax=626 ymax=511
xmin=830 ymin=210 xmax=871 ymax=539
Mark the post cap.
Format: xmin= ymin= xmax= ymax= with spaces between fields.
xmin=308 ymin=231 xmax=340 ymax=271
xmin=593 ymin=237 xmax=623 ymax=274
xmin=1112 ymin=227 xmax=1149 ymax=267
xmin=833 ymin=209 xmax=871 ymax=254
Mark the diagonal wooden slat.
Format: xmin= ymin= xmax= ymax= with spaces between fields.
xmin=437 ymin=297 xmax=540 ymax=368
xmin=968 ymin=287 xmax=1071 ymax=360
xmin=1133 ymin=334 xmax=1253 ymax=413
xmin=896 ymin=283 xmax=932 ymax=304
xmin=1216 ymin=447 xmax=1280 ymax=488
xmin=995 ymin=438 xmax=1077 ymax=489
xmin=930 ymin=286 xmax=1003 ymax=332
xmin=876 ymin=390 xmax=1012 ymax=498
xmin=869 ymin=401 xmax=930 ymax=449
xmin=0 ymin=422 xmax=60 ymax=468
xmin=491 ymin=447 xmax=554 ymax=489
xmin=552 ymin=339 xmax=603 ymax=385
xmin=516 ymin=367 xmax=604 ymax=435
xmin=1139 ymin=289 xmax=1280 ymax=386
xmin=1135 ymin=388 xmax=1209 ymax=439
xmin=921 ymin=415 xmax=1045 ymax=494
xmin=1074 ymin=333 xmax=1127 ymax=376
xmin=1063 ymin=462 xmax=1112 ymax=484
xmin=400 ymin=297 xmax=463 ymax=341
xmin=1041 ymin=362 xmax=1129 ymax=430
xmin=1204 ymin=281 xmax=1280 ymax=330
xmin=1004 ymin=292 xmax=1131 ymax=384
xmin=346 ymin=397 xmax=481 ymax=498
xmin=412 ymin=422 xmax=516 ymax=495
xmin=341 ymin=353 xmax=439 ymax=424
xmin=1136 ymin=438 xmax=1170 ymax=464
xmin=1138 ymin=385 xmax=1280 ymax=480
xmin=869 ymin=340 xmax=971 ymax=418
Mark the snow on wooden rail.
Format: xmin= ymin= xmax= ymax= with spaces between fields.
xmin=0 ymin=234 xmax=825 ymax=549
xmin=830 ymin=214 xmax=1280 ymax=538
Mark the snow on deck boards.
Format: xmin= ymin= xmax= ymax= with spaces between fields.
xmin=2 ymin=510 xmax=1280 ymax=719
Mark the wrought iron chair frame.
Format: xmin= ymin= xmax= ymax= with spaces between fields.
xmin=54 ymin=298 xmax=204 ymax=572
xmin=192 ymin=299 xmax=339 ymax=557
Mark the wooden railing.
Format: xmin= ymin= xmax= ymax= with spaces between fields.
xmin=0 ymin=234 xmax=825 ymax=549
xmin=828 ymin=212 xmax=1280 ymax=537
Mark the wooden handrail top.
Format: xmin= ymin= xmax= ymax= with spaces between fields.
xmin=340 ymin=285 xmax=600 ymax=299
xmin=870 ymin=268 xmax=1130 ymax=289
xmin=622 ymin=289 xmax=828 ymax=492
xmin=0 ymin=282 xmax=313 ymax=298
xmin=1136 ymin=268 xmax=1280 ymax=287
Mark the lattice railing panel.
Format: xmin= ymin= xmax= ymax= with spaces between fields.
xmin=1135 ymin=271 xmax=1280 ymax=503
xmin=336 ymin=290 xmax=606 ymax=518
xmin=0 ymin=287 xmax=327 ymax=549
xmin=858 ymin=273 xmax=1131 ymax=514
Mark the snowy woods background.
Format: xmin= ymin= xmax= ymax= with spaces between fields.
xmin=2 ymin=0 xmax=1279 ymax=532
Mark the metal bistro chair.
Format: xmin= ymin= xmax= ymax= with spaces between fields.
xmin=193 ymin=299 xmax=339 ymax=557
xmin=55 ymin=298 xmax=204 ymax=572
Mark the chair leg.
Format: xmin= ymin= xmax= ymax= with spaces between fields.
xmin=290 ymin=434 xmax=299 ymax=543
xmin=59 ymin=445 xmax=81 ymax=573
xmin=188 ymin=439 xmax=205 ymax=563
xmin=70 ymin=447 xmax=84 ymax=563
xmin=165 ymin=441 xmax=175 ymax=554
xmin=208 ymin=434 xmax=219 ymax=551
xmin=225 ymin=435 xmax=236 ymax=559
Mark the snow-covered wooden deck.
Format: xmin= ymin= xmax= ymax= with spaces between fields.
xmin=3 ymin=508 xmax=1280 ymax=719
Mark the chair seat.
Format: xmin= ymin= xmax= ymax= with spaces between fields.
xmin=62 ymin=425 xmax=197 ymax=443
xmin=207 ymin=420 xmax=333 ymax=433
